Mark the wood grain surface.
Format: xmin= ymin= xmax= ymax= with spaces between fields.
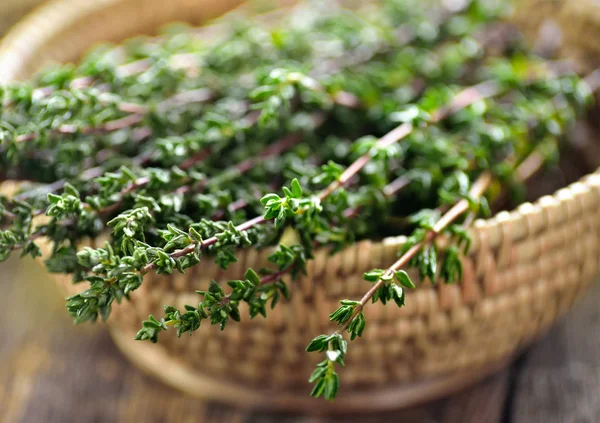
xmin=0 ymin=255 xmax=598 ymax=422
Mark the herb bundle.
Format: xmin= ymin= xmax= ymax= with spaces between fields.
xmin=0 ymin=0 xmax=594 ymax=401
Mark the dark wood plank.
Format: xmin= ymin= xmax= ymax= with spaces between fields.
xmin=439 ymin=371 xmax=510 ymax=423
xmin=511 ymin=282 xmax=600 ymax=423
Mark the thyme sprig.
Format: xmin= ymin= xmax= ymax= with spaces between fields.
xmin=307 ymin=172 xmax=492 ymax=400
xmin=131 ymin=71 xmax=589 ymax=345
xmin=74 ymin=76 xmax=509 ymax=327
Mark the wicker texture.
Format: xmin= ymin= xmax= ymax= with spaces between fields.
xmin=0 ymin=0 xmax=48 ymax=37
xmin=1 ymin=0 xmax=600 ymax=412
xmin=513 ymin=0 xmax=600 ymax=72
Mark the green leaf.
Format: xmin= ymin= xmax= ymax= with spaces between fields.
xmin=308 ymin=366 xmax=327 ymax=384
xmin=282 ymin=186 xmax=293 ymax=198
xmin=324 ymin=372 xmax=340 ymax=401
xmin=363 ymin=269 xmax=385 ymax=282
xmin=310 ymin=379 xmax=326 ymax=398
xmin=208 ymin=280 xmax=224 ymax=296
xmin=47 ymin=193 xmax=61 ymax=204
xmin=260 ymin=193 xmax=280 ymax=205
xmin=244 ymin=268 xmax=261 ymax=286
xmin=390 ymin=284 xmax=405 ymax=308
xmin=395 ymin=270 xmax=415 ymax=289
xmin=306 ymin=334 xmax=329 ymax=352
xmin=291 ymin=178 xmax=302 ymax=197
xmin=274 ymin=207 xmax=287 ymax=229
xmin=63 ymin=182 xmax=80 ymax=198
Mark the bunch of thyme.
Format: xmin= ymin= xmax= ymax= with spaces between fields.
xmin=0 ymin=0 xmax=595 ymax=400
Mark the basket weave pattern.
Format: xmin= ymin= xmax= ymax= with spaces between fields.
xmin=1 ymin=0 xmax=600 ymax=411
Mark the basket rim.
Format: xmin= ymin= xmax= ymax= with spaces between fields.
xmin=0 ymin=0 xmax=599 ymax=255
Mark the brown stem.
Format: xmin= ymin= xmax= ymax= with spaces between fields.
xmin=12 ymin=150 xmax=153 ymax=205
xmin=216 ymin=171 xmax=487 ymax=305
xmin=177 ymin=113 xmax=325 ymax=198
xmin=258 ymin=265 xmax=294 ymax=285
xmin=218 ymin=263 xmax=294 ymax=306
xmin=383 ymin=176 xmax=411 ymax=198
xmin=491 ymin=150 xmax=546 ymax=211
xmin=0 ymin=209 xmax=17 ymax=221
xmin=93 ymin=146 xmax=212 ymax=217
xmin=234 ymin=130 xmax=310 ymax=174
xmin=583 ymin=68 xmax=600 ymax=93
xmin=343 ymin=175 xmax=411 ymax=219
xmin=138 ymin=80 xmax=504 ymax=277
xmin=154 ymin=88 xmax=214 ymax=113
xmin=318 ymin=123 xmax=414 ymax=201
xmin=119 ymin=120 xmax=322 ymax=269
xmin=515 ymin=151 xmax=545 ymax=183
xmin=337 ymin=171 xmax=492 ymax=333
xmin=15 ymin=109 xmax=142 ymax=143
xmin=140 ymin=214 xmax=267 ymax=274
xmin=8 ymin=228 xmax=47 ymax=251
xmin=15 ymin=88 xmax=215 ymax=143
xmin=318 ymin=80 xmax=500 ymax=202
xmin=212 ymin=198 xmax=250 ymax=220
xmin=137 ymin=115 xmax=324 ymax=270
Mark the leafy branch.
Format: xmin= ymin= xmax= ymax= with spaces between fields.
xmin=71 ymin=77 xmax=509 ymax=324
xmin=307 ymin=172 xmax=491 ymax=400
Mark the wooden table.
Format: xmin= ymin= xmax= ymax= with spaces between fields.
xmin=0 ymin=256 xmax=598 ymax=423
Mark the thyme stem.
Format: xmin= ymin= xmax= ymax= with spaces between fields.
xmin=338 ymin=171 xmax=491 ymax=333
xmin=15 ymin=88 xmax=215 ymax=143
xmin=318 ymin=80 xmax=500 ymax=201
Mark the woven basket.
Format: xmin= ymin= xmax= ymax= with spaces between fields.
xmin=1 ymin=0 xmax=600 ymax=413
